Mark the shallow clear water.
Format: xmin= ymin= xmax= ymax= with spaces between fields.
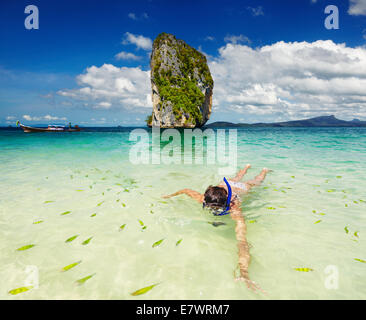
xmin=0 ymin=127 xmax=365 ymax=299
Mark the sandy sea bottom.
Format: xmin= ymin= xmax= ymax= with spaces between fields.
xmin=0 ymin=127 xmax=365 ymax=299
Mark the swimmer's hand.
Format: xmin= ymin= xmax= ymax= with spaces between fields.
xmin=235 ymin=276 xmax=266 ymax=294
xmin=161 ymin=189 xmax=204 ymax=203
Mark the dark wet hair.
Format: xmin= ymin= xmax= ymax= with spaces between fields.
xmin=203 ymin=186 xmax=228 ymax=210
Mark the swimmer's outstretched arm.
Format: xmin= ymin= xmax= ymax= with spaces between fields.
xmin=230 ymin=201 xmax=263 ymax=293
xmin=231 ymin=164 xmax=251 ymax=182
xmin=162 ymin=189 xmax=203 ymax=203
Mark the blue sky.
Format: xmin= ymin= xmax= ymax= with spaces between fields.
xmin=1 ymin=0 xmax=366 ymax=126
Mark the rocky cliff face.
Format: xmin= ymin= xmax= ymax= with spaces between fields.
xmin=147 ymin=33 xmax=213 ymax=128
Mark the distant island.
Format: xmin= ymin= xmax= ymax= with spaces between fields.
xmin=205 ymin=115 xmax=366 ymax=128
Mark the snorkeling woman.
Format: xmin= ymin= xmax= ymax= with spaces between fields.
xmin=162 ymin=164 xmax=270 ymax=293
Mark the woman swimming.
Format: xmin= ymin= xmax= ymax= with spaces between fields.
xmin=162 ymin=164 xmax=270 ymax=292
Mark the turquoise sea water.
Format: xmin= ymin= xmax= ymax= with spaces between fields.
xmin=0 ymin=127 xmax=365 ymax=299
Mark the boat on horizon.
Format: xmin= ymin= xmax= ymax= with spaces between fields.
xmin=16 ymin=121 xmax=81 ymax=133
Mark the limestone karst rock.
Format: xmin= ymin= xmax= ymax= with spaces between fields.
xmin=147 ymin=33 xmax=213 ymax=128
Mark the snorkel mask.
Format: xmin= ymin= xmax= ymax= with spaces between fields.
xmin=202 ymin=177 xmax=232 ymax=216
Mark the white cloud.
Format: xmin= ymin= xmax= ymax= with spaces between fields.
xmin=57 ymin=64 xmax=151 ymax=111
xmin=128 ymin=12 xmax=148 ymax=20
xmin=6 ymin=116 xmax=15 ymax=120
xmin=205 ymin=36 xmax=215 ymax=41
xmin=115 ymin=51 xmax=141 ymax=61
xmin=56 ymin=40 xmax=366 ymax=122
xmin=224 ymin=34 xmax=251 ymax=44
xmin=122 ymin=32 xmax=152 ymax=50
xmin=209 ymin=40 xmax=366 ymax=121
xmin=348 ymin=0 xmax=366 ymax=16
xmin=95 ymin=101 xmax=112 ymax=109
xmin=247 ymin=6 xmax=264 ymax=17
xmin=128 ymin=13 xmax=137 ymax=20
xmin=22 ymin=115 xmax=67 ymax=121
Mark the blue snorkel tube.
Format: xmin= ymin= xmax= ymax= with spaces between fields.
xmin=213 ymin=177 xmax=232 ymax=216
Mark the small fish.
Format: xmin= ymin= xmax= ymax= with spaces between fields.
xmin=142 ymin=226 xmax=147 ymax=230
xmin=124 ymin=188 xmax=130 ymax=192
xmin=291 ymin=176 xmax=295 ymax=179
xmin=97 ymin=201 xmax=104 ymax=207
xmin=354 ymin=258 xmax=366 ymax=263
xmin=176 ymin=239 xmax=183 ymax=246
xmin=152 ymin=239 xmax=164 ymax=248
xmin=248 ymin=220 xmax=257 ymax=224
xmin=61 ymin=261 xmax=81 ymax=272
xmin=65 ymin=235 xmax=78 ymax=243
xmin=90 ymin=213 xmax=96 ymax=217
xmin=76 ymin=189 xmax=84 ymax=192
xmin=266 ymin=207 xmax=276 ymax=210
xmin=327 ymin=189 xmax=335 ymax=193
xmin=82 ymin=237 xmax=93 ymax=245
xmin=130 ymin=283 xmax=159 ymax=296
xmin=16 ymin=244 xmax=35 ymax=251
xmin=33 ymin=220 xmax=44 ymax=224
xmin=119 ymin=224 xmax=126 ymax=231
xmin=359 ymin=199 xmax=365 ymax=203
xmin=122 ymin=203 xmax=126 ymax=207
xmin=354 ymin=201 xmax=359 ymax=204
xmin=8 ymin=286 xmax=33 ymax=295
xmin=208 ymin=221 xmax=226 ymax=227
xmin=344 ymin=226 xmax=349 ymax=234
xmin=314 ymin=220 xmax=322 ymax=224
xmin=150 ymin=210 xmax=154 ymax=214
xmin=294 ymin=267 xmax=313 ymax=272
xmin=336 ymin=176 xmax=342 ymax=179
xmin=44 ymin=201 xmax=54 ymax=204
xmin=76 ymin=273 xmax=95 ymax=285
xmin=354 ymin=231 xmax=359 ymax=238
xmin=312 ymin=210 xmax=316 ymax=213
xmin=138 ymin=219 xmax=144 ymax=226
xmin=60 ymin=211 xmax=71 ymax=216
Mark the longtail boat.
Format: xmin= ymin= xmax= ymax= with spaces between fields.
xmin=16 ymin=121 xmax=81 ymax=133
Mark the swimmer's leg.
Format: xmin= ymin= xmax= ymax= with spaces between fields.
xmin=245 ymin=168 xmax=270 ymax=188
xmin=232 ymin=164 xmax=251 ymax=182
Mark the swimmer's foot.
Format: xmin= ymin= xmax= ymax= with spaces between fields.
xmin=235 ymin=276 xmax=267 ymax=295
xmin=263 ymin=168 xmax=272 ymax=173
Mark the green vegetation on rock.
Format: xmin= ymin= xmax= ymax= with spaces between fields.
xmin=149 ymin=33 xmax=213 ymax=127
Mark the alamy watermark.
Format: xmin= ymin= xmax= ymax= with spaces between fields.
xmin=129 ymin=128 xmax=238 ymax=176
xmin=24 ymin=5 xmax=39 ymax=30
xmin=324 ymin=5 xmax=339 ymax=30
xmin=324 ymin=265 xmax=339 ymax=290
